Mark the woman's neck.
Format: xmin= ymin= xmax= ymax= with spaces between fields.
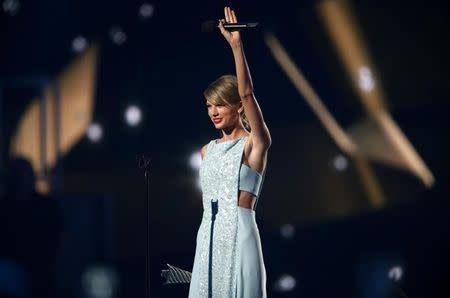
xmin=220 ymin=128 xmax=249 ymax=141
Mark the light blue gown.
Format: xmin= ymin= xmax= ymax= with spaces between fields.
xmin=189 ymin=136 xmax=267 ymax=298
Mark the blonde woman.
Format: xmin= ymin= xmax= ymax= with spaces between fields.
xmin=189 ymin=6 xmax=271 ymax=298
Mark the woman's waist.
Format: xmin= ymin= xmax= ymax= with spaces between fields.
xmin=201 ymin=207 xmax=256 ymax=221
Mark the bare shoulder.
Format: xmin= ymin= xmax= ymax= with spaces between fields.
xmin=200 ymin=143 xmax=209 ymax=160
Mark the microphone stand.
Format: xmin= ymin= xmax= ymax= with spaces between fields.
xmin=139 ymin=156 xmax=152 ymax=298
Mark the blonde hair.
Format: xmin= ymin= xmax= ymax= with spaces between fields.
xmin=203 ymin=75 xmax=251 ymax=132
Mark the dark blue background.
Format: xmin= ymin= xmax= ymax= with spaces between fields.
xmin=1 ymin=0 xmax=449 ymax=297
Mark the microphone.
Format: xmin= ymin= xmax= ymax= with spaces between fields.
xmin=201 ymin=20 xmax=259 ymax=33
xmin=138 ymin=155 xmax=152 ymax=171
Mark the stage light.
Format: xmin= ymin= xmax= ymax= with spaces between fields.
xmin=2 ymin=0 xmax=20 ymax=16
xmin=87 ymin=123 xmax=103 ymax=143
xmin=189 ymin=151 xmax=202 ymax=171
xmin=139 ymin=3 xmax=154 ymax=19
xmin=72 ymin=36 xmax=88 ymax=53
xmin=358 ymin=66 xmax=375 ymax=92
xmin=189 ymin=150 xmax=203 ymax=193
xmin=332 ymin=154 xmax=348 ymax=172
xmin=274 ymin=274 xmax=296 ymax=292
xmin=280 ymin=224 xmax=295 ymax=239
xmin=388 ymin=265 xmax=403 ymax=282
xmin=82 ymin=265 xmax=118 ymax=298
xmin=109 ymin=26 xmax=127 ymax=45
xmin=124 ymin=105 xmax=142 ymax=127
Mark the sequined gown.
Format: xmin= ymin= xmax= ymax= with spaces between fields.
xmin=188 ymin=136 xmax=267 ymax=298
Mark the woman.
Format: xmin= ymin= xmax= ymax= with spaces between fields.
xmin=188 ymin=6 xmax=271 ymax=298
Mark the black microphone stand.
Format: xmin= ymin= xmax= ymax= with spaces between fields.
xmin=139 ymin=155 xmax=152 ymax=298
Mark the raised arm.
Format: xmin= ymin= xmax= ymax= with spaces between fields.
xmin=219 ymin=7 xmax=272 ymax=149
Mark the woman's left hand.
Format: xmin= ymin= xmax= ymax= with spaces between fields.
xmin=219 ymin=6 xmax=241 ymax=47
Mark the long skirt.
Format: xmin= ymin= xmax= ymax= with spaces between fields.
xmin=188 ymin=206 xmax=267 ymax=298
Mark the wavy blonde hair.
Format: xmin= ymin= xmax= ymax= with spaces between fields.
xmin=203 ymin=75 xmax=251 ymax=132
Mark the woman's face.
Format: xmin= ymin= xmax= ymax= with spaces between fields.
xmin=206 ymin=101 xmax=240 ymax=129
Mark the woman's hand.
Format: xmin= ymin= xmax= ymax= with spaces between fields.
xmin=218 ymin=6 xmax=241 ymax=47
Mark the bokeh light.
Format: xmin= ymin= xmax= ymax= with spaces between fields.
xmin=274 ymin=274 xmax=296 ymax=292
xmin=109 ymin=26 xmax=127 ymax=45
xmin=72 ymin=36 xmax=88 ymax=53
xmin=124 ymin=105 xmax=142 ymax=127
xmin=139 ymin=3 xmax=154 ymax=19
xmin=358 ymin=66 xmax=375 ymax=92
xmin=87 ymin=123 xmax=103 ymax=143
